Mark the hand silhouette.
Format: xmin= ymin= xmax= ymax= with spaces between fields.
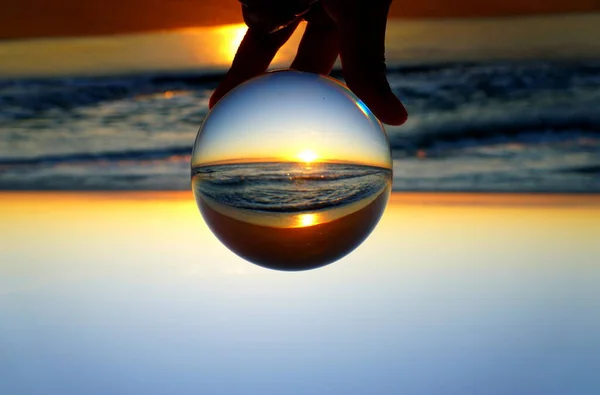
xmin=209 ymin=0 xmax=408 ymax=125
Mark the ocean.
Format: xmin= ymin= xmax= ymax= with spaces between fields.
xmin=192 ymin=162 xmax=392 ymax=212
xmin=1 ymin=14 xmax=599 ymax=192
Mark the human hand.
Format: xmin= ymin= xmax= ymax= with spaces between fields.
xmin=209 ymin=0 xmax=408 ymax=125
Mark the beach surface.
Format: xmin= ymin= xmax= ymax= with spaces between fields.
xmin=1 ymin=192 xmax=599 ymax=394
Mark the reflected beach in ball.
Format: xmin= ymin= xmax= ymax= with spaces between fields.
xmin=191 ymin=71 xmax=392 ymax=271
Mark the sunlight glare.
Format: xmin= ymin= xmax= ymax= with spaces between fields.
xmin=214 ymin=24 xmax=248 ymax=63
xmin=297 ymin=149 xmax=318 ymax=163
xmin=296 ymin=213 xmax=319 ymax=228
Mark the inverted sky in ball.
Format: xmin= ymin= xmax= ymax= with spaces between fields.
xmin=192 ymin=71 xmax=392 ymax=271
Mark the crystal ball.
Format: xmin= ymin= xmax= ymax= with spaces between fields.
xmin=191 ymin=71 xmax=392 ymax=271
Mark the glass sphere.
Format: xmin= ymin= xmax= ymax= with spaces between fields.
xmin=191 ymin=70 xmax=392 ymax=271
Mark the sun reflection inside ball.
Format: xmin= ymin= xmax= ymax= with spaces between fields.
xmin=191 ymin=70 xmax=393 ymax=271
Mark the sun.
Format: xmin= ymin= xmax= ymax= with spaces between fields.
xmin=214 ymin=24 xmax=248 ymax=63
xmin=297 ymin=149 xmax=319 ymax=163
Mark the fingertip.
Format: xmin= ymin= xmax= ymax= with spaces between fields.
xmin=377 ymin=99 xmax=408 ymax=126
xmin=209 ymin=86 xmax=227 ymax=109
xmin=344 ymin=74 xmax=407 ymax=125
xmin=209 ymin=83 xmax=229 ymax=110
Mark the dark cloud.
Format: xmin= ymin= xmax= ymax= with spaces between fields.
xmin=1 ymin=0 xmax=599 ymax=39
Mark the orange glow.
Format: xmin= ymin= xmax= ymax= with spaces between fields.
xmin=2 ymin=192 xmax=600 ymax=274
xmin=213 ymin=24 xmax=247 ymax=63
xmin=182 ymin=22 xmax=305 ymax=70
xmin=164 ymin=91 xmax=174 ymax=99
xmin=3 ymin=16 xmax=600 ymax=79
xmin=295 ymin=213 xmax=319 ymax=228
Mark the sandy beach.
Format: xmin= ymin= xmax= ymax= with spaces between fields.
xmin=1 ymin=191 xmax=599 ymax=393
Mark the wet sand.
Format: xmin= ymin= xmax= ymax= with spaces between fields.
xmin=1 ymin=192 xmax=599 ymax=394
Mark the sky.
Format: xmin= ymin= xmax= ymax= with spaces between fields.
xmin=2 ymin=0 xmax=600 ymax=39
xmin=191 ymin=72 xmax=392 ymax=168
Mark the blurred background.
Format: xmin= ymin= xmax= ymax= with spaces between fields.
xmin=1 ymin=0 xmax=599 ymax=191
xmin=2 ymin=3 xmax=600 ymax=395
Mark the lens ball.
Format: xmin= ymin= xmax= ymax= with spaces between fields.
xmin=192 ymin=71 xmax=392 ymax=271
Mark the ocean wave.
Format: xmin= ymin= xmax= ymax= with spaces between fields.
xmin=193 ymin=163 xmax=389 ymax=184
xmin=0 ymin=72 xmax=220 ymax=122
xmin=1 ymin=61 xmax=598 ymax=119
xmin=1 ymin=60 xmax=599 ymax=191
xmin=384 ymin=61 xmax=600 ymax=153
xmin=193 ymin=163 xmax=391 ymax=212
xmin=387 ymin=109 xmax=600 ymax=154
xmin=0 ymin=146 xmax=191 ymax=166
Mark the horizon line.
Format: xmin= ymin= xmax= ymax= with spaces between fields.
xmin=192 ymin=158 xmax=392 ymax=170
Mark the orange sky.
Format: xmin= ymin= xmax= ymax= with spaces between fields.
xmin=2 ymin=0 xmax=599 ymax=39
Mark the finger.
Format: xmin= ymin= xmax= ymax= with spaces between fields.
xmin=290 ymin=4 xmax=339 ymax=75
xmin=209 ymin=21 xmax=300 ymax=109
xmin=328 ymin=0 xmax=408 ymax=125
